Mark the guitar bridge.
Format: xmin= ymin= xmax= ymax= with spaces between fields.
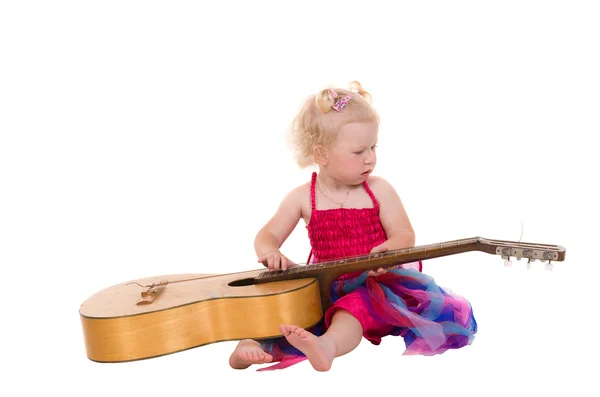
xmin=137 ymin=281 xmax=168 ymax=305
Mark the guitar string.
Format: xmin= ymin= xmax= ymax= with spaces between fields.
xmin=128 ymin=238 xmax=477 ymax=288
xmin=519 ymin=220 xmax=523 ymax=242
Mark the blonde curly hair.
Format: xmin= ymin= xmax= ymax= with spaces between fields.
xmin=288 ymin=80 xmax=379 ymax=168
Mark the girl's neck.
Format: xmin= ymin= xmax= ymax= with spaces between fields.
xmin=316 ymin=171 xmax=358 ymax=192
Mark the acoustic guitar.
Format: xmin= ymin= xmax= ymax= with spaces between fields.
xmin=79 ymin=236 xmax=565 ymax=363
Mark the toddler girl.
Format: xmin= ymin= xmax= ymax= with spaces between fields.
xmin=228 ymin=81 xmax=477 ymax=371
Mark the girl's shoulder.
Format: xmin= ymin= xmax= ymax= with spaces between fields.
xmin=278 ymin=180 xmax=311 ymax=211
xmin=365 ymin=175 xmax=395 ymax=193
xmin=286 ymin=180 xmax=311 ymax=201
xmin=365 ymin=175 xmax=403 ymax=205
xmin=281 ymin=181 xmax=312 ymax=224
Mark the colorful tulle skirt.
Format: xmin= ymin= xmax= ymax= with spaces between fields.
xmin=256 ymin=265 xmax=477 ymax=371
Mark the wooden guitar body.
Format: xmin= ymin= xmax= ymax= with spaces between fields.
xmin=79 ymin=271 xmax=323 ymax=362
xmin=80 ymin=236 xmax=566 ymax=363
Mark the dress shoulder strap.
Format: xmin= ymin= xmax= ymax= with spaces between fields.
xmin=310 ymin=171 xmax=317 ymax=211
xmin=362 ymin=178 xmax=380 ymax=212
xmin=306 ymin=172 xmax=318 ymax=264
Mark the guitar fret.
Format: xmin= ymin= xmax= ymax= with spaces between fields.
xmin=257 ymin=237 xmax=483 ymax=282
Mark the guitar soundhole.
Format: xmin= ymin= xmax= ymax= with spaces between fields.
xmin=228 ymin=278 xmax=257 ymax=287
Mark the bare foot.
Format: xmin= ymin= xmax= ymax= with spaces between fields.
xmin=229 ymin=339 xmax=273 ymax=369
xmin=279 ymin=324 xmax=335 ymax=371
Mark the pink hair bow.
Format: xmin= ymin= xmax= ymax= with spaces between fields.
xmin=330 ymin=89 xmax=351 ymax=112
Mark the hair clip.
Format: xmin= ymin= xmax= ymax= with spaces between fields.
xmin=330 ymin=89 xmax=351 ymax=112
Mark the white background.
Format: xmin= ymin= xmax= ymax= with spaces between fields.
xmin=1 ymin=1 xmax=598 ymax=396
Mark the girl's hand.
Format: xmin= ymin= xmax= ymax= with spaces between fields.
xmin=367 ymin=265 xmax=400 ymax=276
xmin=367 ymin=267 xmax=387 ymax=276
xmin=368 ymin=244 xmax=398 ymax=276
xmin=258 ymin=250 xmax=297 ymax=271
xmin=370 ymin=243 xmax=388 ymax=255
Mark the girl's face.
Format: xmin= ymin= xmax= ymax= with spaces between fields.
xmin=324 ymin=121 xmax=379 ymax=185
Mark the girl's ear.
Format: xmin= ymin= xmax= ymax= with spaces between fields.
xmin=313 ymin=144 xmax=328 ymax=165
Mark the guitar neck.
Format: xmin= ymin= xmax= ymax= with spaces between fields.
xmin=254 ymin=236 xmax=566 ymax=284
xmin=255 ymin=237 xmax=486 ymax=283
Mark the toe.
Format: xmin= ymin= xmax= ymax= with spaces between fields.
xmin=293 ymin=326 xmax=304 ymax=336
xmin=281 ymin=324 xmax=296 ymax=335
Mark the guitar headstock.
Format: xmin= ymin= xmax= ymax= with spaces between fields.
xmin=477 ymin=237 xmax=566 ymax=271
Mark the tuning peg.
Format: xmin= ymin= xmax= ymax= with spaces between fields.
xmin=504 ymin=256 xmax=512 ymax=267
xmin=526 ymin=258 xmax=532 ymax=270
xmin=545 ymin=261 xmax=553 ymax=271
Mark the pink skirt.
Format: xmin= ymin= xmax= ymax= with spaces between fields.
xmin=257 ymin=261 xmax=477 ymax=371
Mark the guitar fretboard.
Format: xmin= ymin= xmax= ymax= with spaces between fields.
xmin=257 ymin=237 xmax=479 ymax=280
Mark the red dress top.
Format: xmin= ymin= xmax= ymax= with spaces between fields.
xmin=305 ymin=171 xmax=388 ymax=279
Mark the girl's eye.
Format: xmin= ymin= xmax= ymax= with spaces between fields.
xmin=354 ymin=145 xmax=377 ymax=155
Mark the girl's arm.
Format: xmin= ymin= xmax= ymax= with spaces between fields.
xmin=255 ymin=186 xmax=303 ymax=270
xmin=369 ymin=176 xmax=416 ymax=253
